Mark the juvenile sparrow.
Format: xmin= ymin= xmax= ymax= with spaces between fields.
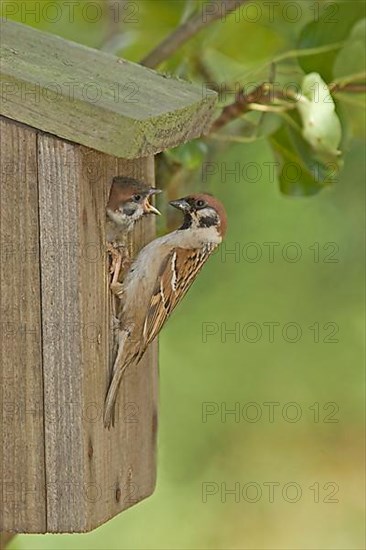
xmin=106 ymin=176 xmax=161 ymax=289
xmin=104 ymin=193 xmax=227 ymax=427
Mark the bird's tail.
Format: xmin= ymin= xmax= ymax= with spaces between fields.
xmin=104 ymin=329 xmax=130 ymax=429
xmin=104 ymin=326 xmax=147 ymax=429
xmin=103 ymin=365 xmax=127 ymax=428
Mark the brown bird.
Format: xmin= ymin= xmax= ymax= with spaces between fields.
xmin=104 ymin=193 xmax=227 ymax=427
xmin=106 ymin=176 xmax=161 ymax=290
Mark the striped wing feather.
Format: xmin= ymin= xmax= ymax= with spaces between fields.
xmin=142 ymin=247 xmax=212 ymax=348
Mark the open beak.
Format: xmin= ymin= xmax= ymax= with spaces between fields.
xmin=143 ymin=188 xmax=162 ymax=216
xmin=169 ymin=198 xmax=191 ymax=212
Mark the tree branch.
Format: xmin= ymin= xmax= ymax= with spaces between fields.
xmin=140 ymin=0 xmax=248 ymax=69
xmin=329 ymin=82 xmax=366 ymax=94
xmin=210 ymin=83 xmax=270 ymax=131
xmin=210 ymin=80 xmax=366 ymax=132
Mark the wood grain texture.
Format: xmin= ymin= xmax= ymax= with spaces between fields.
xmin=37 ymin=136 xmax=158 ymax=532
xmin=0 ymin=20 xmax=217 ymax=159
xmin=113 ymin=157 xmax=159 ymax=519
xmin=38 ymin=136 xmax=86 ymax=531
xmin=0 ymin=118 xmax=46 ymax=532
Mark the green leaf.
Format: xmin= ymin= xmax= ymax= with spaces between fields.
xmin=255 ymin=112 xmax=283 ymax=139
xmin=271 ymin=122 xmax=342 ymax=196
xmin=118 ymin=0 xmax=187 ymax=61
xmin=206 ymin=13 xmax=284 ymax=66
xmin=297 ymin=1 xmax=365 ymax=81
xmin=336 ymin=93 xmax=366 ymax=140
xmin=165 ymin=141 xmax=209 ymax=170
xmin=210 ymin=113 xmax=283 ymax=144
xmin=333 ymin=18 xmax=366 ymax=78
xmin=296 ymin=73 xmax=342 ymax=162
xmin=200 ymin=48 xmax=253 ymax=94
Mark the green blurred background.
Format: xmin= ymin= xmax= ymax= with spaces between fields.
xmin=2 ymin=1 xmax=365 ymax=548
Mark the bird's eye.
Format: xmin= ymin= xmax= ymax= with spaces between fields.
xmin=133 ymin=194 xmax=142 ymax=202
xmin=195 ymin=199 xmax=206 ymax=208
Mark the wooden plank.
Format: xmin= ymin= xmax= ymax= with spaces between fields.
xmin=37 ymin=136 xmax=86 ymax=531
xmin=38 ymin=136 xmax=158 ymax=531
xmin=0 ymin=20 xmax=217 ymax=159
xmin=0 ymin=117 xmax=46 ymax=532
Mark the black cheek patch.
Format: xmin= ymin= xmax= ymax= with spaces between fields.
xmin=199 ymin=215 xmax=217 ymax=228
xmin=123 ymin=204 xmax=137 ymax=217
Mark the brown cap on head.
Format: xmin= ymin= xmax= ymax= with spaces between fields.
xmin=108 ymin=177 xmax=145 ymax=209
xmin=111 ymin=176 xmax=147 ymax=193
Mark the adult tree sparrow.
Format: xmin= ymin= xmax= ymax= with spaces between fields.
xmin=106 ymin=176 xmax=161 ymax=289
xmin=104 ymin=193 xmax=227 ymax=427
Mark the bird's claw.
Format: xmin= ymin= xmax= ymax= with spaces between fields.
xmin=110 ymin=282 xmax=124 ymax=298
xmin=111 ymin=315 xmax=120 ymax=330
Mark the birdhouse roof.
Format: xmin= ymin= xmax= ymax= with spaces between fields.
xmin=0 ymin=20 xmax=217 ymax=159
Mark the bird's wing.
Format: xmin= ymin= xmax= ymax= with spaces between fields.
xmin=142 ymin=246 xmax=215 ymax=348
xmin=104 ymin=244 xmax=216 ymax=428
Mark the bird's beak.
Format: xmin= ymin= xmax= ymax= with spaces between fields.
xmin=148 ymin=188 xmax=162 ymax=197
xmin=169 ymin=198 xmax=191 ymax=212
xmin=143 ymin=188 xmax=162 ymax=216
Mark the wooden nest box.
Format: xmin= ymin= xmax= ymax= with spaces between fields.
xmin=0 ymin=20 xmax=217 ymax=533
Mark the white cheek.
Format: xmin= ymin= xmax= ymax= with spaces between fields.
xmin=202 ymin=207 xmax=216 ymax=216
xmin=193 ymin=207 xmax=219 ymax=228
xmin=107 ymin=208 xmax=124 ymax=225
